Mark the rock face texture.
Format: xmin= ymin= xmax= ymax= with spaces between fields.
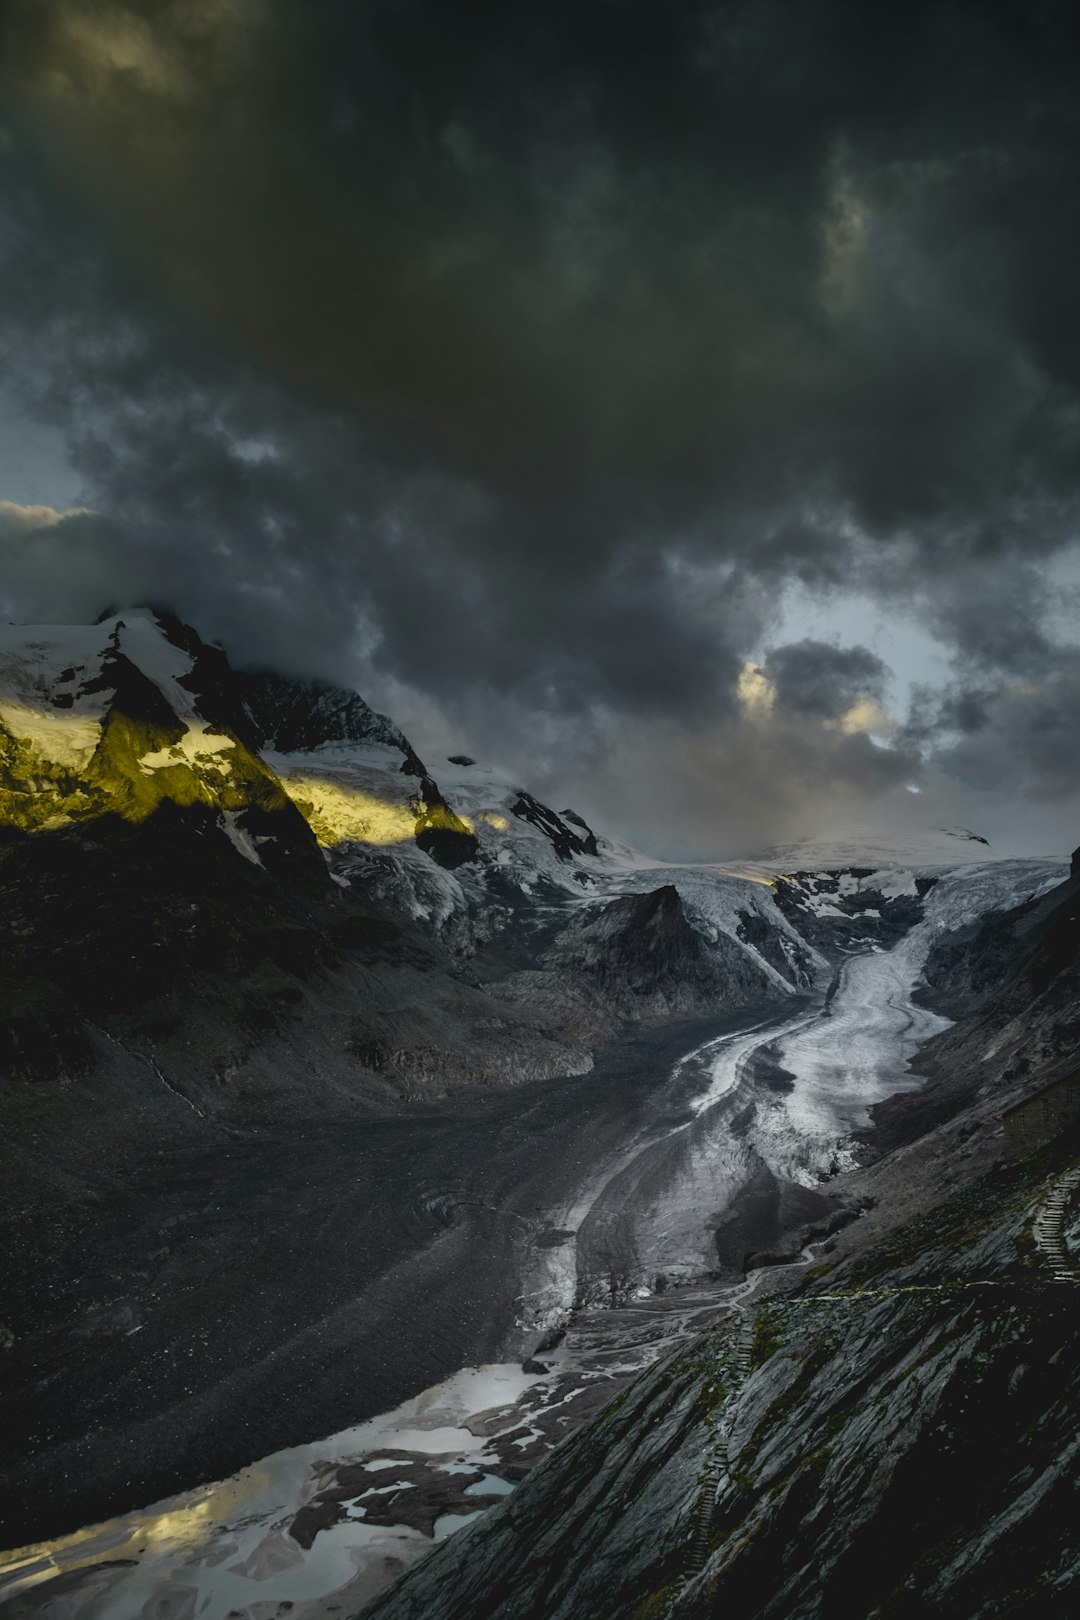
xmin=771 ymin=866 xmax=937 ymax=957
xmin=487 ymin=885 xmax=781 ymax=1055
xmin=510 ymin=790 xmax=599 ymax=861
xmin=359 ymin=1133 xmax=1080 ymax=1620
xmin=866 ymin=866 xmax=1080 ymax=1161
xmin=920 ymin=866 xmax=1080 ymax=1073
xmin=545 ymin=884 xmax=775 ymax=1016
xmin=239 ymin=668 xmax=426 ymax=770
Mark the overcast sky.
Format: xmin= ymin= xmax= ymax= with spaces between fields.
xmin=2 ymin=0 xmax=1080 ymax=859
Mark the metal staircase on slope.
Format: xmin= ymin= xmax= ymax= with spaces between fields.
xmin=1033 ymin=1165 xmax=1080 ymax=1282
xmin=679 ymin=1308 xmax=756 ymax=1595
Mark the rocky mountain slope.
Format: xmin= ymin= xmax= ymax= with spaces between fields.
xmin=360 ymin=861 xmax=1080 ymax=1620
xmin=361 ymin=1128 xmax=1080 ymax=1620
xmin=815 ymin=859 xmax=1080 ymax=1262
xmin=0 ymin=607 xmax=828 ymax=1545
xmin=916 ymin=863 xmax=1080 ymax=1090
xmin=0 ymin=608 xmax=812 ymax=1110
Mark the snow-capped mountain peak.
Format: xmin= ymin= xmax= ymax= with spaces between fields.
xmin=0 ymin=610 xmax=323 ymax=879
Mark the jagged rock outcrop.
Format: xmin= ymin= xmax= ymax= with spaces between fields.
xmin=412 ymin=777 xmax=480 ymax=868
xmin=239 ymin=668 xmax=427 ymax=772
xmin=510 ymin=790 xmax=598 ymax=861
xmin=560 ymin=806 xmax=600 ymax=855
xmin=546 ymin=885 xmax=774 ymax=1015
xmin=488 ymin=886 xmax=779 ymax=1049
xmin=772 ymin=867 xmax=937 ymax=957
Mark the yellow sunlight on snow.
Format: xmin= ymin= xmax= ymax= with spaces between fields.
xmin=277 ymin=772 xmax=476 ymax=848
xmin=0 ymin=698 xmax=101 ymax=771
xmin=279 ymin=775 xmax=417 ymax=845
xmin=0 ymin=699 xmax=494 ymax=849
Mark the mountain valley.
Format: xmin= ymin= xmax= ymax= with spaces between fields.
xmin=0 ymin=610 xmax=1077 ymax=1619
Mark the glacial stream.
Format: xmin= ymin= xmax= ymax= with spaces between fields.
xmin=0 ymin=860 xmax=1063 ymax=1620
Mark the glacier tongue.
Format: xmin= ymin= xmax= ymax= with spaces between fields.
xmin=517 ymin=856 xmax=1069 ymax=1329
xmin=745 ymin=858 xmax=1067 ymax=1188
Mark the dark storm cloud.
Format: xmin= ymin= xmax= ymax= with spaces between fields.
xmin=909 ymin=658 xmax=1080 ymax=804
xmin=3 ymin=1 xmax=1080 ymax=849
xmin=764 ymin=640 xmax=888 ymax=720
xmin=924 ymin=560 xmax=1055 ymax=678
xmin=903 ymin=683 xmax=992 ymax=746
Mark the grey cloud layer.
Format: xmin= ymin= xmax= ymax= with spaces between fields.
xmin=764 ymin=640 xmax=888 ymax=720
xmin=2 ymin=0 xmax=1080 ymax=852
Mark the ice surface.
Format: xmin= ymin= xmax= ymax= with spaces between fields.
xmin=747 ymin=859 xmax=1066 ymax=1185
xmin=433 ymin=1511 xmax=483 ymax=1540
xmin=513 ymin=858 xmax=1067 ymax=1313
xmin=753 ymin=825 xmax=1031 ymax=872
xmin=0 ymin=698 xmax=101 ymax=769
xmin=464 ymin=1474 xmax=515 ymax=1497
xmin=111 ymin=610 xmax=199 ymax=718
